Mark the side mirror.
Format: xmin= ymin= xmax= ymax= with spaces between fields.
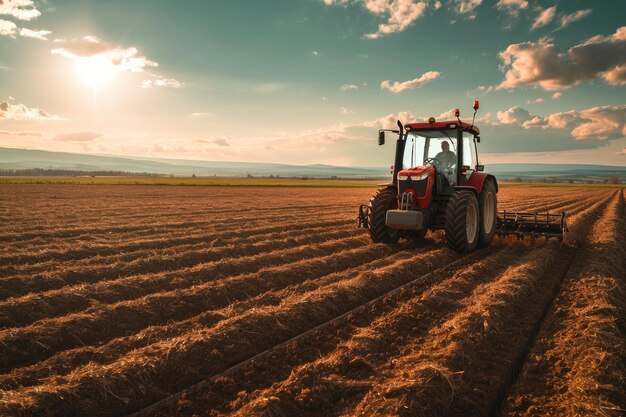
xmin=378 ymin=131 xmax=385 ymax=146
xmin=476 ymin=164 xmax=484 ymax=172
xmin=475 ymin=135 xmax=480 ymax=143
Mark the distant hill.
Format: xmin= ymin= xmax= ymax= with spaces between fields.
xmin=0 ymin=147 xmax=624 ymax=181
xmin=0 ymin=147 xmax=387 ymax=178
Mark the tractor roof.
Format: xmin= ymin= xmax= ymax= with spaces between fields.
xmin=405 ymin=120 xmax=480 ymax=136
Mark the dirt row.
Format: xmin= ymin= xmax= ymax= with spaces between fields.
xmin=501 ymin=189 xmax=626 ymax=416
xmin=0 ymin=190 xmax=604 ymax=326
xmin=0 ymin=203 xmax=357 ymax=258
xmin=133 ymin=189 xmax=619 ymax=417
xmin=0 ymin=187 xmax=592 ymax=247
xmin=0 ymin=219 xmax=359 ymax=300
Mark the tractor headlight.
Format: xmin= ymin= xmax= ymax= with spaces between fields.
xmin=397 ymin=175 xmax=409 ymax=180
xmin=409 ymin=174 xmax=429 ymax=181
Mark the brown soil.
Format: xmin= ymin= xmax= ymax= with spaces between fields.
xmin=0 ymin=184 xmax=622 ymax=417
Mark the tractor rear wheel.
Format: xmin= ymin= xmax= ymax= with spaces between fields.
xmin=445 ymin=190 xmax=479 ymax=253
xmin=478 ymin=178 xmax=497 ymax=247
xmin=368 ymin=187 xmax=400 ymax=244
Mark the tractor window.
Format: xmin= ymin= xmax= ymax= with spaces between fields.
xmin=402 ymin=134 xmax=426 ymax=168
xmin=462 ymin=133 xmax=477 ymax=168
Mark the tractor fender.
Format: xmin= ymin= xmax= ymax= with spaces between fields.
xmin=467 ymin=172 xmax=498 ymax=194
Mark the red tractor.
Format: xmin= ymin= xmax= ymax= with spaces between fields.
xmin=358 ymin=102 xmax=567 ymax=253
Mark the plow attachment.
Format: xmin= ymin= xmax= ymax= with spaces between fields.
xmin=496 ymin=211 xmax=568 ymax=241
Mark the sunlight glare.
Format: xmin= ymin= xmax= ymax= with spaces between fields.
xmin=76 ymin=57 xmax=115 ymax=88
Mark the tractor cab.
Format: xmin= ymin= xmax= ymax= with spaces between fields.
xmin=398 ymin=122 xmax=481 ymax=199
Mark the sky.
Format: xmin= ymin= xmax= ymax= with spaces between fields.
xmin=0 ymin=0 xmax=625 ymax=167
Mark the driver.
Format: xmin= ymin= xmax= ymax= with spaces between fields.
xmin=434 ymin=141 xmax=457 ymax=184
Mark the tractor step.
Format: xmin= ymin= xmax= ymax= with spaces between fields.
xmin=495 ymin=210 xmax=567 ymax=241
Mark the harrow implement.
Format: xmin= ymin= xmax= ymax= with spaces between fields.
xmin=495 ymin=211 xmax=568 ymax=241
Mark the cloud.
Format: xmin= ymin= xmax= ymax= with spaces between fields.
xmin=141 ymin=76 xmax=183 ymax=88
xmin=190 ymin=112 xmax=214 ymax=118
xmin=19 ymin=28 xmax=51 ymax=40
xmin=497 ymin=27 xmax=626 ymax=90
xmin=326 ymin=0 xmax=426 ymax=39
xmin=0 ymin=101 xmax=64 ymax=121
xmin=526 ymin=97 xmax=544 ymax=105
xmin=212 ymin=138 xmax=229 ymax=147
xmin=522 ymin=104 xmax=626 ymax=141
xmin=453 ymin=0 xmax=483 ymax=17
xmin=380 ymin=71 xmax=440 ymax=93
xmin=551 ymin=92 xmax=562 ymax=100
xmin=531 ymin=6 xmax=556 ymax=30
xmin=325 ymin=1 xmax=482 ymax=38
xmin=0 ymin=19 xmax=17 ymax=37
xmin=0 ymin=0 xmax=41 ymax=21
xmin=311 ymin=50 xmax=319 ymax=56
xmin=0 ymin=130 xmax=43 ymax=136
xmin=53 ymin=131 xmax=103 ymax=142
xmin=558 ymin=9 xmax=592 ymax=30
xmin=495 ymin=0 xmax=528 ymax=16
xmin=496 ymin=106 xmax=536 ymax=125
xmin=51 ymin=36 xmax=158 ymax=73
xmin=340 ymin=106 xmax=354 ymax=114
xmin=340 ymin=83 xmax=358 ymax=91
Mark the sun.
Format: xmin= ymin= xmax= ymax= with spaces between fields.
xmin=76 ymin=57 xmax=115 ymax=88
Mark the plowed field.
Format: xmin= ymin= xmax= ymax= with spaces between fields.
xmin=0 ymin=184 xmax=624 ymax=416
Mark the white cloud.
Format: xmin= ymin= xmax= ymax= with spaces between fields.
xmin=496 ymin=106 xmax=536 ymax=125
xmin=53 ymin=131 xmax=103 ymax=142
xmin=52 ymin=36 xmax=158 ymax=73
xmin=558 ymin=9 xmax=592 ymax=30
xmin=361 ymin=0 xmax=428 ymax=39
xmin=522 ymin=104 xmax=626 ymax=141
xmin=551 ymin=92 xmax=562 ymax=100
xmin=311 ymin=50 xmax=319 ymax=56
xmin=380 ymin=70 xmax=440 ymax=93
xmin=531 ymin=6 xmax=556 ymax=30
xmin=190 ymin=112 xmax=214 ymax=118
xmin=141 ymin=76 xmax=183 ymax=88
xmin=526 ymin=97 xmax=544 ymax=105
xmin=0 ymin=0 xmax=41 ymax=21
xmin=0 ymin=19 xmax=17 ymax=37
xmin=495 ymin=0 xmax=528 ymax=16
xmin=340 ymin=106 xmax=354 ymax=114
xmin=19 ymin=28 xmax=51 ymax=40
xmin=340 ymin=83 xmax=359 ymax=91
xmin=498 ymin=27 xmax=626 ymax=90
xmin=453 ymin=0 xmax=482 ymax=16
xmin=0 ymin=101 xmax=64 ymax=121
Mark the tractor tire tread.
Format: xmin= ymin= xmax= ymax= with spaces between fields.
xmin=445 ymin=190 xmax=479 ymax=253
xmin=369 ymin=187 xmax=399 ymax=244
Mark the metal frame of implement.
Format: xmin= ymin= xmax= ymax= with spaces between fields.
xmin=495 ymin=211 xmax=568 ymax=241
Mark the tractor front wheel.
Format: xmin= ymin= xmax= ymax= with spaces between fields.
xmin=368 ymin=188 xmax=400 ymax=244
xmin=445 ymin=190 xmax=479 ymax=253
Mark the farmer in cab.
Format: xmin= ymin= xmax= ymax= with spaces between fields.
xmin=435 ymin=141 xmax=456 ymax=185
